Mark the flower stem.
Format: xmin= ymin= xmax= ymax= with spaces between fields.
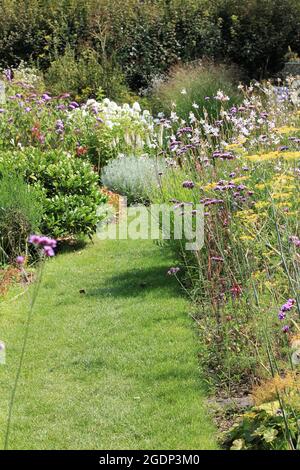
xmin=3 ymin=263 xmax=44 ymax=450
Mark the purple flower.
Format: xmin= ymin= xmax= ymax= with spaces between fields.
xmin=3 ymin=69 xmax=12 ymax=81
xmin=43 ymin=246 xmax=55 ymax=257
xmin=41 ymin=93 xmax=52 ymax=101
xmin=167 ymin=267 xmax=180 ymax=276
xmin=29 ymin=234 xmax=57 ymax=256
xmin=289 ymin=236 xmax=300 ymax=248
xmin=55 ymin=119 xmax=64 ymax=134
xmin=281 ymin=298 xmax=296 ymax=312
xmin=69 ymin=101 xmax=79 ymax=109
xmin=278 ymin=299 xmax=296 ymax=320
xmin=182 ymin=180 xmax=195 ymax=189
xmin=58 ymin=93 xmax=71 ymax=99
xmin=282 ymin=325 xmax=290 ymax=333
xmin=176 ymin=127 xmax=192 ymax=136
xmin=278 ymin=311 xmax=286 ymax=320
xmin=16 ymin=256 xmax=25 ymax=265
xmin=29 ymin=234 xmax=41 ymax=245
xmin=211 ymin=256 xmax=224 ymax=262
xmin=200 ymin=198 xmax=224 ymax=207
xmin=212 ymin=151 xmax=235 ymax=160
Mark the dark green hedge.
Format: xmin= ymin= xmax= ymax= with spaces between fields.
xmin=0 ymin=0 xmax=299 ymax=90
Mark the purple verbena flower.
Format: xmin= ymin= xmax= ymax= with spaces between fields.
xmin=167 ymin=267 xmax=180 ymax=276
xmin=69 ymin=101 xmax=79 ymax=109
xmin=43 ymin=246 xmax=55 ymax=257
xmin=278 ymin=298 xmax=296 ymax=320
xmin=289 ymin=236 xmax=300 ymax=247
xmin=42 ymin=93 xmax=52 ymax=101
xmin=211 ymin=256 xmax=224 ymax=262
xmin=29 ymin=234 xmax=57 ymax=256
xmin=182 ymin=180 xmax=195 ymax=189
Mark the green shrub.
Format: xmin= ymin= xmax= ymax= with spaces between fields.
xmin=217 ymin=0 xmax=300 ymax=77
xmin=1 ymin=1 xmax=300 ymax=91
xmin=0 ymin=174 xmax=44 ymax=263
xmin=151 ymin=62 xmax=242 ymax=121
xmin=224 ymin=403 xmax=300 ymax=450
xmin=0 ymin=149 xmax=107 ymax=238
xmin=45 ymin=46 xmax=128 ymax=102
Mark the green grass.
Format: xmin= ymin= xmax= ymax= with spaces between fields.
xmin=0 ymin=236 xmax=217 ymax=450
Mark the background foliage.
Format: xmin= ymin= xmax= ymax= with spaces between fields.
xmin=1 ymin=0 xmax=300 ymax=97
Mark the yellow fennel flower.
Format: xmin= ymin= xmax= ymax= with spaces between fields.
xmin=274 ymin=126 xmax=300 ymax=134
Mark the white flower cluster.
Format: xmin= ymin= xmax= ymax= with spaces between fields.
xmin=79 ymin=98 xmax=160 ymax=152
xmin=83 ymin=98 xmax=153 ymax=129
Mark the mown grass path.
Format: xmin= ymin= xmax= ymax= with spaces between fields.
xmin=0 ymin=236 xmax=217 ymax=449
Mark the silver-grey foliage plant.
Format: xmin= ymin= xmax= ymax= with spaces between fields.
xmin=101 ymin=155 xmax=165 ymax=204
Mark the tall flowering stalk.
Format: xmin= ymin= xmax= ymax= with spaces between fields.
xmin=4 ymin=235 xmax=56 ymax=449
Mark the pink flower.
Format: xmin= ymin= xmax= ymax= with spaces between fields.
xmin=29 ymin=234 xmax=57 ymax=257
xmin=43 ymin=246 xmax=55 ymax=257
xmin=278 ymin=299 xmax=296 ymax=320
xmin=16 ymin=256 xmax=25 ymax=265
xmin=289 ymin=236 xmax=300 ymax=247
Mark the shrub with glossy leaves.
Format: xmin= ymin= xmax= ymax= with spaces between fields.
xmin=0 ymin=149 xmax=107 ymax=238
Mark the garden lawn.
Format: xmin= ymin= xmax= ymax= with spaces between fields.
xmin=0 ymin=236 xmax=217 ymax=450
